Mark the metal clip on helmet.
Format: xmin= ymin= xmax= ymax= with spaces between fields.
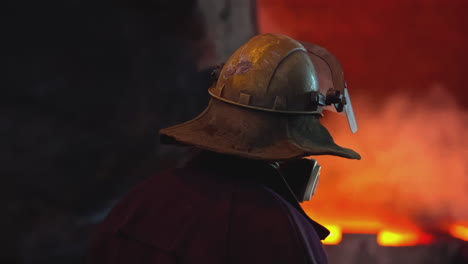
xmin=298 ymin=41 xmax=358 ymax=133
xmin=160 ymin=34 xmax=360 ymax=161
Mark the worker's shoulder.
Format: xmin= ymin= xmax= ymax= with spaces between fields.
xmin=98 ymin=168 xmax=201 ymax=228
xmin=94 ymin=168 xmax=325 ymax=263
xmin=95 ymin=168 xmax=237 ymax=248
xmin=228 ymin=184 xmax=317 ymax=263
xmin=95 ymin=170 xmax=171 ymax=227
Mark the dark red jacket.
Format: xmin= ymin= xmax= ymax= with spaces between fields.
xmin=88 ymin=153 xmax=328 ymax=264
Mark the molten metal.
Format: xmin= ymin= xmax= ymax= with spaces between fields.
xmin=322 ymin=225 xmax=342 ymax=245
xmin=377 ymin=230 xmax=434 ymax=247
xmin=448 ymin=224 xmax=468 ymax=242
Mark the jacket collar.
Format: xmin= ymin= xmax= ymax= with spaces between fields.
xmin=185 ymin=151 xmax=330 ymax=240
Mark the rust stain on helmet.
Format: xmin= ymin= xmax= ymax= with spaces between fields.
xmin=223 ymin=59 xmax=253 ymax=79
xmin=235 ymin=60 xmax=253 ymax=75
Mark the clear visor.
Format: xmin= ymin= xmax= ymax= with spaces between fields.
xmin=307 ymin=50 xmax=358 ymax=133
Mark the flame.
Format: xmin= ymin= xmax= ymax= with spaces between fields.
xmin=322 ymin=225 xmax=342 ymax=245
xmin=377 ymin=230 xmax=434 ymax=247
xmin=448 ymin=224 xmax=468 ymax=242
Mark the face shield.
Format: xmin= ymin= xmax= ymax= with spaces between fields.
xmin=299 ymin=41 xmax=358 ymax=133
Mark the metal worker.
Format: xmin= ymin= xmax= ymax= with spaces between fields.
xmin=88 ymin=33 xmax=360 ymax=264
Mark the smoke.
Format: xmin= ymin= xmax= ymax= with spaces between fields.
xmin=305 ymin=84 xmax=468 ymax=231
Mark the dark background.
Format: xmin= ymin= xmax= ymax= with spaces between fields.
xmin=2 ymin=0 xmax=467 ymax=263
xmin=2 ymin=0 xmax=256 ymax=262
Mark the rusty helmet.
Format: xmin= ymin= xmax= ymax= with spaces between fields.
xmin=160 ymin=33 xmax=360 ymax=161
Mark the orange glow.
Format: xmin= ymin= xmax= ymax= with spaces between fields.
xmin=377 ymin=230 xmax=434 ymax=247
xmin=299 ymin=89 xmax=468 ymax=240
xmin=306 ymin=212 xmax=384 ymax=234
xmin=258 ymin=0 xmax=468 ymax=240
xmin=449 ymin=224 xmax=468 ymax=241
xmin=322 ymin=225 xmax=342 ymax=245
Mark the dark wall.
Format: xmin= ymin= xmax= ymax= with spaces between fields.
xmin=2 ymin=0 xmax=213 ymax=262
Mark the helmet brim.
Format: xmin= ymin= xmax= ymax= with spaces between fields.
xmin=160 ymin=99 xmax=360 ymax=161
